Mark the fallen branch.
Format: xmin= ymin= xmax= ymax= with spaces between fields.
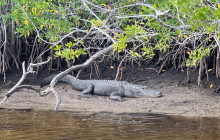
xmin=0 ymin=58 xmax=51 ymax=106
xmin=41 ymin=44 xmax=115 ymax=110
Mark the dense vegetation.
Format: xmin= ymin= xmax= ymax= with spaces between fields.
xmin=1 ymin=0 xmax=220 ymax=86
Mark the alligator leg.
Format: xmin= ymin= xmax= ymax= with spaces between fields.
xmin=78 ymin=84 xmax=94 ymax=99
xmin=110 ymin=92 xmax=124 ymax=101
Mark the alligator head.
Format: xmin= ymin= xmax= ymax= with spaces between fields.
xmin=124 ymin=84 xmax=162 ymax=98
xmin=133 ymin=87 xmax=162 ymax=97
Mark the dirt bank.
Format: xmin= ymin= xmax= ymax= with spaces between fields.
xmin=1 ymin=64 xmax=220 ymax=117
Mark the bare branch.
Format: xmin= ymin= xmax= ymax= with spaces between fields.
xmin=27 ymin=58 xmax=51 ymax=72
xmin=157 ymin=18 xmax=191 ymax=30
xmin=42 ymin=44 xmax=115 ymax=109
xmin=113 ymin=2 xmax=190 ymax=30
xmin=176 ymin=6 xmax=185 ymax=25
xmin=0 ymin=58 xmax=50 ymax=106
xmin=116 ymin=14 xmax=156 ymax=19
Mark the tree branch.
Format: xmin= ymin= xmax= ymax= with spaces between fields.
xmin=0 ymin=58 xmax=51 ymax=106
xmin=157 ymin=18 xmax=191 ymax=30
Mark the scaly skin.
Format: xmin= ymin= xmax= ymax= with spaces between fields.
xmin=40 ymin=74 xmax=162 ymax=101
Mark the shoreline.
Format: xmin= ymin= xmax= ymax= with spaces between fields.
xmin=1 ymin=66 xmax=220 ymax=117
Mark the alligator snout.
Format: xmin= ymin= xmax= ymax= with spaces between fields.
xmin=154 ymin=91 xmax=162 ymax=97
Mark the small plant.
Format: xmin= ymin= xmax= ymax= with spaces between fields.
xmin=51 ymin=41 xmax=86 ymax=63
xmin=186 ymin=46 xmax=211 ymax=67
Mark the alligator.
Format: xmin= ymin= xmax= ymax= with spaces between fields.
xmin=40 ymin=74 xmax=162 ymax=101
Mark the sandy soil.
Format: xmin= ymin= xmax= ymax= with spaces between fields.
xmin=1 ymin=64 xmax=220 ymax=117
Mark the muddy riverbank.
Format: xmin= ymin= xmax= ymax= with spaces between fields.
xmin=1 ymin=64 xmax=220 ymax=117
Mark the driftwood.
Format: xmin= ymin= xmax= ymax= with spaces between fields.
xmin=0 ymin=59 xmax=50 ymax=106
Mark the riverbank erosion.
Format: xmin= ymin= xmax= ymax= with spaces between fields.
xmin=1 ymin=64 xmax=220 ymax=117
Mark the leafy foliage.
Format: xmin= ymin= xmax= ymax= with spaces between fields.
xmin=51 ymin=41 xmax=86 ymax=62
xmin=2 ymin=0 xmax=220 ymax=73
xmin=186 ymin=46 xmax=211 ymax=67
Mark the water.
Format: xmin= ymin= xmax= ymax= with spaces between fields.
xmin=0 ymin=108 xmax=220 ymax=140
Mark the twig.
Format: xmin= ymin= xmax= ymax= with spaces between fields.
xmin=157 ymin=18 xmax=191 ymax=30
xmin=176 ymin=6 xmax=185 ymax=25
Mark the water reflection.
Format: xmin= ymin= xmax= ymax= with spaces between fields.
xmin=0 ymin=109 xmax=219 ymax=139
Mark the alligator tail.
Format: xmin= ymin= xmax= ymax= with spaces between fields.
xmin=40 ymin=74 xmax=56 ymax=87
xmin=40 ymin=74 xmax=76 ymax=87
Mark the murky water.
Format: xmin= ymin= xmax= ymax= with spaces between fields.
xmin=0 ymin=109 xmax=220 ymax=140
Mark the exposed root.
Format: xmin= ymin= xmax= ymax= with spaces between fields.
xmin=115 ymin=56 xmax=126 ymax=80
xmin=214 ymin=85 xmax=220 ymax=94
xmin=216 ymin=47 xmax=220 ymax=78
xmin=198 ymin=57 xmax=205 ymax=86
xmin=158 ymin=57 xmax=169 ymax=74
xmin=204 ymin=58 xmax=209 ymax=81
xmin=187 ymin=67 xmax=191 ymax=83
